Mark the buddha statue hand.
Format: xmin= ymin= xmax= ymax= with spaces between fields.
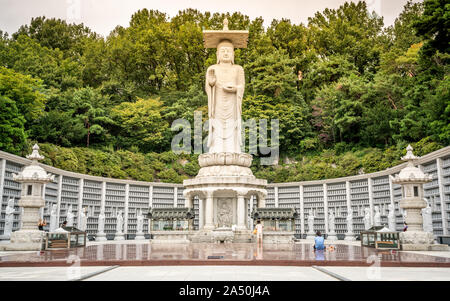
xmin=208 ymin=69 xmax=216 ymax=87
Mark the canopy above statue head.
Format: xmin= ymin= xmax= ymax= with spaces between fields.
xmin=203 ymin=18 xmax=249 ymax=49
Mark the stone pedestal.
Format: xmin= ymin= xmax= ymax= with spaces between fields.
xmin=96 ymin=232 xmax=107 ymax=242
xmin=400 ymin=231 xmax=449 ymax=251
xmin=327 ymin=232 xmax=338 ymax=241
xmin=232 ymin=230 xmax=253 ymax=243
xmin=1 ymin=230 xmax=45 ymax=251
xmin=114 ymin=233 xmax=125 ymax=241
xmin=344 ymin=233 xmax=356 ymax=241
xmin=135 ymin=232 xmax=146 ymax=240
xmin=150 ymin=231 xmax=192 ymax=244
xmin=263 ymin=231 xmax=295 ymax=244
xmin=212 ymin=227 xmax=234 ymax=243
xmin=184 ymin=152 xmax=267 ymax=243
xmin=190 ymin=230 xmax=215 ymax=243
xmin=306 ymin=232 xmax=315 ymax=240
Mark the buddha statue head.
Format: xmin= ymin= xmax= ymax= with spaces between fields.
xmin=217 ymin=40 xmax=234 ymax=64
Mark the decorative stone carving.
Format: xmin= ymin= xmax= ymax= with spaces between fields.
xmin=422 ymin=198 xmax=433 ymax=234
xmin=3 ymin=198 xmax=15 ymax=238
xmin=5 ymin=144 xmax=53 ymax=250
xmin=327 ymin=209 xmax=337 ymax=240
xmin=388 ymin=203 xmax=396 ymax=232
xmin=66 ymin=204 xmax=74 ymax=227
xmin=79 ymin=207 xmax=88 ymax=232
xmin=115 ymin=210 xmax=125 ymax=241
xmin=328 ymin=209 xmax=335 ymax=233
xmin=374 ymin=206 xmax=381 ymax=227
xmin=135 ymin=209 xmax=145 ymax=240
xmin=345 ymin=208 xmax=356 ymax=241
xmin=198 ymin=152 xmax=252 ymax=167
xmin=49 ymin=204 xmax=58 ymax=232
xmin=306 ymin=209 xmax=315 ymax=239
xmin=363 ymin=207 xmax=372 ymax=230
xmin=217 ymin=199 xmax=233 ymax=228
xmin=392 ymin=145 xmax=448 ymax=251
xmin=96 ymin=208 xmax=107 ymax=241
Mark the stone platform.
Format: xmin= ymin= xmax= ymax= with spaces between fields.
xmin=1 ymin=242 xmax=450 ymax=268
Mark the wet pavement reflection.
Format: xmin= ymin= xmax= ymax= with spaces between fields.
xmin=1 ymin=243 xmax=449 ymax=267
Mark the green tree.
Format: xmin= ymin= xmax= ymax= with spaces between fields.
xmin=111 ymin=98 xmax=169 ymax=152
xmin=0 ymin=96 xmax=27 ymax=154
xmin=71 ymin=87 xmax=113 ymax=147
xmin=413 ymin=0 xmax=449 ymax=57
xmin=0 ymin=67 xmax=47 ymax=123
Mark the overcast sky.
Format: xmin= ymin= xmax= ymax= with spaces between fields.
xmin=0 ymin=0 xmax=423 ymax=37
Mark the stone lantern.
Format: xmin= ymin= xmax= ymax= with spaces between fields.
xmin=5 ymin=144 xmax=54 ymax=250
xmin=391 ymin=145 xmax=448 ymax=251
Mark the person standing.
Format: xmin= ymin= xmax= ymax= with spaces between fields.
xmin=38 ymin=219 xmax=47 ymax=231
xmin=255 ymin=220 xmax=263 ymax=245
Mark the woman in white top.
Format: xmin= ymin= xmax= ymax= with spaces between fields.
xmin=255 ymin=220 xmax=263 ymax=245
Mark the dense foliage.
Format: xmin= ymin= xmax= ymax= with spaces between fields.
xmin=0 ymin=1 xmax=448 ymax=183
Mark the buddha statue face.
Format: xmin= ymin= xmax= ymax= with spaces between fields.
xmin=217 ymin=40 xmax=234 ymax=64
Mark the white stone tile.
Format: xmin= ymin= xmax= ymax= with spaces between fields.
xmin=0 ymin=266 xmax=112 ymax=281
xmin=323 ymin=267 xmax=450 ymax=281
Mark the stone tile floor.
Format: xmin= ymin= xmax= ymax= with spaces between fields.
xmin=1 ymin=242 xmax=450 ymax=267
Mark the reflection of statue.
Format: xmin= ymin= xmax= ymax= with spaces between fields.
xmin=137 ymin=209 xmax=144 ymax=234
xmin=206 ymin=40 xmax=245 ymax=153
xmin=79 ymin=207 xmax=88 ymax=232
xmin=98 ymin=208 xmax=105 ymax=234
xmin=328 ymin=209 xmax=335 ymax=233
xmin=346 ymin=208 xmax=353 ymax=233
xmin=307 ymin=209 xmax=315 ymax=234
xmin=217 ymin=201 xmax=232 ymax=227
xmin=363 ymin=207 xmax=371 ymax=230
xmin=4 ymin=198 xmax=15 ymax=237
xmin=422 ymin=199 xmax=433 ymax=234
xmin=388 ymin=204 xmax=396 ymax=231
xmin=50 ymin=204 xmax=58 ymax=232
xmin=66 ymin=204 xmax=74 ymax=227
xmin=116 ymin=210 xmax=124 ymax=234
xmin=374 ymin=206 xmax=381 ymax=227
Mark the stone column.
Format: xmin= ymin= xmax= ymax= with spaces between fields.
xmin=237 ymin=193 xmax=246 ymax=230
xmin=204 ymin=192 xmax=214 ymax=230
xmin=198 ymin=197 xmax=204 ymax=230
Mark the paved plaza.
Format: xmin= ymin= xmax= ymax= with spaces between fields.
xmin=0 ymin=240 xmax=449 ymax=281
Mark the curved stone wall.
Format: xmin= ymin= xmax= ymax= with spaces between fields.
xmin=1 ymin=146 xmax=449 ymax=239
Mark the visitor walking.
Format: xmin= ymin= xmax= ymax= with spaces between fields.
xmin=313 ymin=231 xmax=325 ymax=251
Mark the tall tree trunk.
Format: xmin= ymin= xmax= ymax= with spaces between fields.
xmin=87 ymin=122 xmax=90 ymax=147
